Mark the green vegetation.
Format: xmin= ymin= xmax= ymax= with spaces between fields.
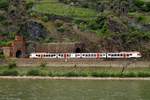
xmin=39 ymin=62 xmax=47 ymax=68
xmin=28 ymin=0 xmax=97 ymax=20
xmin=8 ymin=61 xmax=17 ymax=69
xmin=134 ymin=0 xmax=145 ymax=7
xmin=0 ymin=70 xmax=19 ymax=76
xmin=0 ymin=40 xmax=12 ymax=46
xmin=0 ymin=65 xmax=150 ymax=77
xmin=133 ymin=0 xmax=150 ymax=11
xmin=27 ymin=69 xmax=41 ymax=76
xmin=0 ymin=52 xmax=4 ymax=59
xmin=0 ymin=0 xmax=9 ymax=9
xmin=128 ymin=12 xmax=150 ymax=24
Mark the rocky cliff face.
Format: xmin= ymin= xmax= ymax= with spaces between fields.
xmin=19 ymin=21 xmax=48 ymax=41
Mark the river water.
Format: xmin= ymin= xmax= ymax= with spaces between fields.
xmin=0 ymin=79 xmax=149 ymax=100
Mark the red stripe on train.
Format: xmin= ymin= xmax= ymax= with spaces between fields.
xmin=64 ymin=53 xmax=66 ymax=59
xmin=96 ymin=53 xmax=100 ymax=59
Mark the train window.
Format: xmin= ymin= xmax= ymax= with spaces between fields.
xmin=127 ymin=54 xmax=129 ymax=56
xmin=130 ymin=54 xmax=132 ymax=56
xmin=137 ymin=53 xmax=140 ymax=56
xmin=120 ymin=54 xmax=123 ymax=56
xmin=111 ymin=54 xmax=114 ymax=56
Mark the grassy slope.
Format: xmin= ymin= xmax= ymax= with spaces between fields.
xmin=28 ymin=0 xmax=150 ymax=25
xmin=28 ymin=0 xmax=97 ymax=20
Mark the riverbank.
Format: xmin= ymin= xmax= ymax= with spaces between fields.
xmin=0 ymin=66 xmax=150 ymax=77
xmin=1 ymin=61 xmax=150 ymax=78
xmin=0 ymin=76 xmax=150 ymax=80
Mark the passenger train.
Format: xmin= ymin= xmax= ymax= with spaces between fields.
xmin=29 ymin=52 xmax=142 ymax=59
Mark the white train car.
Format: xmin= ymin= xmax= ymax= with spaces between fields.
xmin=29 ymin=52 xmax=141 ymax=59
xmin=30 ymin=53 xmax=57 ymax=59
xmin=106 ymin=52 xmax=141 ymax=59
xmin=81 ymin=53 xmax=106 ymax=59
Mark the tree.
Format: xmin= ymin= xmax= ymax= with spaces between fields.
xmin=111 ymin=0 xmax=129 ymax=16
xmin=0 ymin=0 xmax=9 ymax=9
xmin=7 ymin=0 xmax=28 ymax=33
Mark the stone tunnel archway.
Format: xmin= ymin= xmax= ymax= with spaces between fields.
xmin=75 ymin=47 xmax=81 ymax=53
xmin=16 ymin=50 xmax=22 ymax=58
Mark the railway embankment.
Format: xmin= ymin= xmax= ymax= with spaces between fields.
xmin=12 ymin=58 xmax=150 ymax=68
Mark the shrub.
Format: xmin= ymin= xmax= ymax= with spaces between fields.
xmin=48 ymin=71 xmax=54 ymax=77
xmin=0 ymin=40 xmax=12 ymax=47
xmin=137 ymin=16 xmax=144 ymax=22
xmin=39 ymin=62 xmax=47 ymax=68
xmin=26 ymin=1 xmax=34 ymax=10
xmin=39 ymin=70 xmax=48 ymax=76
xmin=8 ymin=61 xmax=17 ymax=69
xmin=27 ymin=69 xmax=40 ymax=76
xmin=0 ymin=0 xmax=9 ymax=9
xmin=41 ymin=15 xmax=49 ymax=22
xmin=122 ymin=72 xmax=137 ymax=77
xmin=146 ymin=2 xmax=150 ymax=10
xmin=143 ymin=2 xmax=150 ymax=12
xmin=137 ymin=72 xmax=150 ymax=77
xmin=29 ymin=12 xmax=37 ymax=17
xmin=0 ymin=52 xmax=4 ymax=59
xmin=63 ymin=71 xmax=82 ymax=77
xmin=45 ymin=37 xmax=54 ymax=43
xmin=55 ymin=20 xmax=64 ymax=27
xmin=78 ymin=72 xmax=89 ymax=77
xmin=134 ymin=0 xmax=144 ymax=7
xmin=0 ymin=16 xmax=6 ymax=22
xmin=57 ymin=26 xmax=65 ymax=33
xmin=1 ymin=70 xmax=19 ymax=76
xmin=90 ymin=71 xmax=109 ymax=77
